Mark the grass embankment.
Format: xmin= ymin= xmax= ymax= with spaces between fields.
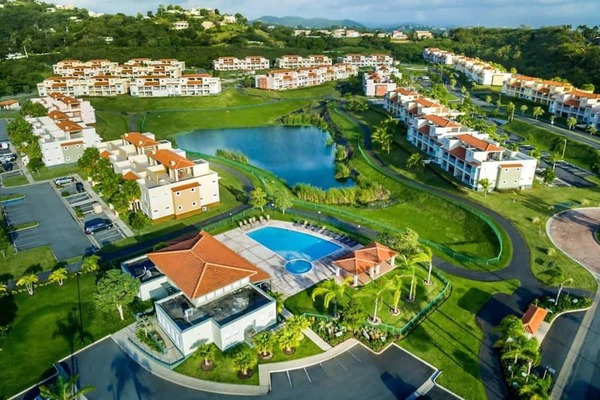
xmin=0 ymin=274 xmax=133 ymax=398
xmin=0 ymin=193 xmax=25 ymax=202
xmin=0 ymin=246 xmax=56 ymax=281
xmin=174 ymin=337 xmax=323 ymax=386
xmin=95 ymin=110 xmax=129 ymax=141
xmin=1 ymin=174 xmax=28 ymax=187
xmin=31 ymin=164 xmax=80 ymax=182
xmin=400 ymin=274 xmax=519 ymax=399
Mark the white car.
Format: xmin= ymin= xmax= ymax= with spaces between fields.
xmin=54 ymin=176 xmax=74 ymax=186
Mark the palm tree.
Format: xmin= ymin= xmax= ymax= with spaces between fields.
xmin=81 ymin=255 xmax=100 ymax=275
xmin=521 ymin=338 xmax=541 ymax=381
xmin=267 ymin=291 xmax=284 ymax=315
xmin=478 ymin=178 xmax=491 ymax=197
xmin=311 ymin=277 xmax=353 ymax=318
xmin=406 ymin=153 xmax=425 ymax=170
xmin=496 ymin=314 xmax=525 ymax=341
xmin=555 ymin=277 xmax=574 ymax=304
xmin=195 ymin=343 xmax=215 ymax=369
xmin=285 ymin=315 xmax=310 ymax=340
xmin=17 ymin=274 xmax=38 ymax=295
xmin=541 ymin=167 xmax=556 ymax=185
xmin=39 ymin=374 xmax=95 ymax=400
xmin=277 ymin=325 xmax=300 ymax=354
xmin=586 ymin=125 xmax=598 ymax=136
xmin=532 ymin=106 xmax=544 ymax=120
xmin=355 ymin=279 xmax=389 ymax=323
xmin=529 ymin=147 xmax=541 ymax=160
xmin=566 ymin=116 xmax=577 ymax=130
xmin=48 ymin=268 xmax=68 ymax=286
xmin=549 ymin=152 xmax=561 ymax=170
xmin=252 ymin=331 xmax=275 ymax=358
xmin=422 ymin=247 xmax=434 ymax=285
xmin=549 ymin=115 xmax=556 ymax=125
xmin=520 ymin=104 xmax=528 ymax=115
xmin=485 ymin=95 xmax=492 ymax=104
xmin=232 ymin=348 xmax=255 ymax=377
xmin=397 ymin=252 xmax=430 ymax=301
xmin=0 ymin=283 xmax=7 ymax=297
xmin=387 ymin=275 xmax=405 ymax=315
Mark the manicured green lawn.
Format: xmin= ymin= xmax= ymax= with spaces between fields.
xmin=88 ymin=88 xmax=269 ymax=112
xmin=399 ymin=274 xmax=519 ymax=399
xmin=0 ymin=245 xmax=56 ymax=281
xmin=31 ymin=164 xmax=81 ymax=182
xmin=1 ymin=174 xmax=28 ymax=187
xmin=0 ymin=274 xmax=133 ymax=398
xmin=285 ymin=265 xmax=446 ymax=330
xmin=174 ymin=336 xmax=323 ymax=386
xmin=95 ymin=110 xmax=129 ymax=141
xmin=0 ymin=192 xmax=25 ymax=202
xmin=241 ymin=82 xmax=340 ymax=99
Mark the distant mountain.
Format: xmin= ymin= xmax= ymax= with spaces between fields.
xmin=376 ymin=23 xmax=449 ymax=32
xmin=254 ymin=15 xmax=366 ymax=29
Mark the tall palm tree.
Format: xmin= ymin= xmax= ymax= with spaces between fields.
xmin=532 ymin=106 xmax=545 ymax=120
xmin=311 ymin=277 xmax=353 ymax=318
xmin=521 ymin=337 xmax=541 ymax=380
xmin=387 ymin=274 xmax=406 ymax=315
xmin=549 ymin=115 xmax=556 ymax=125
xmin=195 ymin=343 xmax=215 ymax=368
xmin=80 ymin=255 xmax=100 ymax=275
xmin=277 ymin=325 xmax=300 ymax=354
xmin=285 ymin=315 xmax=310 ymax=340
xmin=253 ymin=331 xmax=275 ymax=358
xmin=422 ymin=247 xmax=434 ymax=285
xmin=397 ymin=252 xmax=430 ymax=301
xmin=16 ymin=274 xmax=38 ymax=296
xmin=48 ymin=268 xmax=68 ymax=286
xmin=39 ymin=374 xmax=95 ymax=400
xmin=505 ymin=102 xmax=515 ymax=121
xmin=232 ymin=348 xmax=255 ymax=376
xmin=355 ymin=279 xmax=389 ymax=323
xmin=406 ymin=153 xmax=425 ymax=170
xmin=566 ymin=116 xmax=577 ymax=130
xmin=520 ymin=105 xmax=528 ymax=115
xmin=555 ymin=277 xmax=574 ymax=304
xmin=267 ymin=291 xmax=284 ymax=315
xmin=586 ymin=125 xmax=598 ymax=136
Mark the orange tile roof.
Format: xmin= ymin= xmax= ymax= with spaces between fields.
xmin=0 ymin=99 xmax=18 ymax=106
xmin=333 ymin=242 xmax=398 ymax=275
xmin=416 ymin=98 xmax=441 ymax=108
xmin=393 ymin=88 xmax=419 ymax=96
xmin=499 ymin=163 xmax=523 ymax=168
xmin=56 ymin=120 xmax=83 ymax=132
xmin=123 ymin=132 xmax=158 ymax=148
xmin=48 ymin=110 xmax=69 ymax=120
xmin=417 ymin=125 xmax=430 ymax=135
xmin=147 ymin=231 xmax=270 ymax=299
xmin=149 ymin=149 xmax=195 ymax=169
xmin=61 ymin=140 xmax=84 ymax=146
xmin=455 ymin=134 xmax=503 ymax=152
xmin=563 ymin=99 xmax=580 ymax=107
xmin=171 ymin=182 xmax=200 ymax=191
xmin=424 ymin=115 xmax=461 ymax=128
xmin=100 ymin=150 xmax=111 ymax=159
xmin=570 ymin=90 xmax=600 ymax=99
xmin=522 ymin=304 xmax=548 ymax=334
xmin=449 ymin=147 xmax=467 ymax=160
xmin=123 ymin=171 xmax=139 ymax=181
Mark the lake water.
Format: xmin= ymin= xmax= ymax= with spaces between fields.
xmin=176 ymin=126 xmax=354 ymax=189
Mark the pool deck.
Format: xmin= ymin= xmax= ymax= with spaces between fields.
xmin=216 ymin=220 xmax=357 ymax=297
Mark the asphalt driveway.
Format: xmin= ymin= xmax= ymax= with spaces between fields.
xmin=0 ymin=183 xmax=94 ymax=260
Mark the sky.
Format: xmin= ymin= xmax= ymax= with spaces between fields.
xmin=55 ymin=0 xmax=600 ymax=28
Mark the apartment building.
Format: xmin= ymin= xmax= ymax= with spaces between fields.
xmin=502 ymin=75 xmax=573 ymax=105
xmin=53 ymin=59 xmax=119 ymax=77
xmin=37 ymin=76 xmax=130 ymax=97
xmin=171 ymin=21 xmax=189 ymax=30
xmin=129 ymin=74 xmax=222 ymax=97
xmin=0 ymin=99 xmax=19 ymax=110
xmin=52 ymin=58 xmax=185 ymax=79
xmin=337 ymin=54 xmax=395 ymax=67
xmin=255 ymin=64 xmax=358 ymax=91
xmin=422 ymin=48 xmax=454 ymax=65
xmin=26 ymin=94 xmax=101 ymax=166
xmin=362 ymin=65 xmax=402 ymax=97
xmin=274 ymin=54 xmax=333 ymax=69
xmin=121 ymin=230 xmax=275 ymax=356
xmin=96 ymin=132 xmax=220 ymax=222
xmin=423 ymin=48 xmax=510 ymax=86
xmin=384 ymin=88 xmax=462 ymax=123
xmin=550 ymin=90 xmax=600 ymax=128
xmin=212 ymin=56 xmax=270 ymax=71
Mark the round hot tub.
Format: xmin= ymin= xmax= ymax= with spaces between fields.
xmin=285 ymin=259 xmax=313 ymax=274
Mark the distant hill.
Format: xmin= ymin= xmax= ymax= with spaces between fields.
xmin=254 ymin=15 xmax=366 ymax=29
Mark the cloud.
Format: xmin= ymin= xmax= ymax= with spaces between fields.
xmin=54 ymin=0 xmax=599 ymax=27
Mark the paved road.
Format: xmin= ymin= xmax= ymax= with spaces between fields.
xmin=0 ymin=119 xmax=8 ymax=141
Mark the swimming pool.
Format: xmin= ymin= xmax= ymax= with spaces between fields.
xmin=247 ymin=227 xmax=342 ymax=262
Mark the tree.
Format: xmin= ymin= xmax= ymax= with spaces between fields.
xmin=397 ymin=252 xmax=430 ymax=301
xmin=81 ymin=255 xmax=100 ymax=275
xmin=406 ymin=153 xmax=425 ymax=170
xmin=285 ymin=315 xmax=310 ymax=340
xmin=253 ymin=331 xmax=275 ymax=358
xmin=195 ymin=343 xmax=215 ymax=368
xmin=506 ymin=102 xmax=515 ymax=121
xmin=232 ymin=348 xmax=254 ymax=376
xmin=422 ymin=247 xmax=434 ymax=285
xmin=495 ymin=314 xmax=524 ymax=345
xmin=532 ymin=106 xmax=544 ymax=120
xmin=77 ymin=147 xmax=101 ymax=177
xmin=19 ymin=100 xmax=46 ymax=117
xmin=541 ymin=167 xmax=556 ymax=185
xmin=267 ymin=290 xmax=284 ymax=315
xmin=311 ymin=277 xmax=353 ymax=318
xmin=277 ymin=325 xmax=300 ymax=354
xmin=248 ymin=187 xmax=267 ymax=212
xmin=355 ymin=279 xmax=389 ymax=323
xmin=0 ymin=283 xmax=8 ymax=297
xmin=520 ymin=337 xmax=541 ymax=380
xmin=16 ymin=274 xmax=38 ymax=295
xmin=586 ymin=125 xmax=597 ymax=136
xmin=272 ymin=189 xmax=293 ymax=214
xmin=478 ymin=178 xmax=491 ymax=197
xmin=520 ymin=105 xmax=528 ymax=115
xmin=485 ymin=95 xmax=492 ymax=104
xmin=48 ymin=268 xmax=68 ymax=286
xmin=347 ymin=98 xmax=368 ymax=113
xmin=529 ymin=147 xmax=541 ymax=160
xmin=449 ymin=78 xmax=457 ymax=90
xmin=371 ymin=123 xmax=392 ymax=154
xmin=549 ymin=115 xmax=556 ymax=125
xmin=121 ymin=180 xmax=141 ymax=209
xmin=549 ymin=152 xmax=561 ymax=170
xmin=566 ymin=116 xmax=577 ymax=130
xmin=555 ymin=277 xmax=574 ymax=304
xmin=94 ymin=270 xmax=140 ymax=320
xmin=0 ymin=226 xmax=10 ymax=257
xmin=387 ymin=274 xmax=405 ymax=315
xmin=581 ymin=83 xmax=595 ymax=92
xmin=39 ymin=374 xmax=95 ymax=400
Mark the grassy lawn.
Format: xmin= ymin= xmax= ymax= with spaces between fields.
xmin=31 ymin=164 xmax=80 ymax=182
xmin=0 ymin=193 xmax=25 ymax=202
xmin=88 ymin=88 xmax=270 ymax=112
xmin=1 ymin=174 xmax=28 ymax=187
xmin=143 ymin=100 xmax=308 ymax=138
xmin=174 ymin=336 xmax=323 ymax=386
xmin=95 ymin=110 xmax=129 ymax=141
xmin=241 ymin=82 xmax=341 ymax=99
xmin=399 ymin=274 xmax=519 ymax=399
xmin=465 ymin=186 xmax=598 ymax=292
xmin=0 ymin=246 xmax=56 ymax=282
xmin=0 ymin=274 xmax=133 ymax=398
xmin=285 ymin=265 xmax=446 ymax=329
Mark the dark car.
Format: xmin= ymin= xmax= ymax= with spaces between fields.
xmin=84 ymin=218 xmax=113 ymax=235
xmin=75 ymin=182 xmax=84 ymax=193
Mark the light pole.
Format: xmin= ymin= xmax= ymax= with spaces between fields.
xmin=561 ymin=138 xmax=567 ymax=159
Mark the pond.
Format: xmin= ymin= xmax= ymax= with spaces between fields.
xmin=176 ymin=126 xmax=354 ymax=189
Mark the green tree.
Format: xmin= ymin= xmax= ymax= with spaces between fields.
xmin=478 ymin=178 xmax=491 ymax=197
xmin=48 ymin=268 xmax=68 ymax=286
xmin=81 ymin=255 xmax=100 ymax=275
xmin=39 ymin=374 xmax=95 ymax=400
xmin=232 ymin=348 xmax=255 ymax=376
xmin=253 ymin=331 xmax=275 ymax=358
xmin=520 ymin=104 xmax=528 ymax=115
xmin=94 ymin=269 xmax=140 ymax=320
xmin=16 ymin=273 xmax=38 ymax=295
xmin=311 ymin=277 xmax=353 ymax=318
xmin=248 ymin=187 xmax=267 ymax=212
xmin=406 ymin=153 xmax=425 ymax=169
xmin=340 ymin=297 xmax=364 ymax=329
xmin=586 ymin=125 xmax=597 ymax=136
xmin=334 ymin=163 xmax=351 ymax=180
xmin=387 ymin=274 xmax=405 ymax=314
xmin=77 ymin=147 xmax=101 ymax=176
xmin=27 ymin=157 xmax=44 ymax=173
xmin=277 ymin=325 xmax=300 ymax=354
xmin=347 ymin=98 xmax=368 ymax=112
xmin=285 ymin=315 xmax=310 ymax=340
xmin=0 ymin=283 xmax=8 ymax=297
xmin=541 ymin=167 xmax=556 ymax=185
xmin=355 ymin=279 xmax=389 ymax=323
xmin=397 ymin=251 xmax=430 ymax=301
xmin=129 ymin=210 xmax=151 ymax=230
xmin=422 ymin=247 xmax=434 ymax=285
xmin=272 ymin=189 xmax=293 ymax=214
xmin=506 ymin=102 xmax=516 ymax=121
xmin=529 ymin=148 xmax=541 ymax=159
xmin=566 ymin=116 xmax=577 ymax=130
xmin=549 ymin=152 xmax=561 ymax=170
xmin=19 ymin=100 xmax=46 ymax=117
xmin=581 ymin=83 xmax=595 ymax=92
xmin=195 ymin=343 xmax=215 ymax=368
xmin=371 ymin=123 xmax=392 ymax=154
xmin=532 ymin=106 xmax=544 ymax=120
xmin=0 ymin=225 xmax=10 ymax=257
xmin=485 ymin=95 xmax=492 ymax=104
xmin=122 ymin=180 xmax=141 ymax=208
xmin=267 ymin=290 xmax=284 ymax=315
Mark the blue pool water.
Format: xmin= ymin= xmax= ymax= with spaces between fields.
xmin=247 ymin=227 xmax=341 ymax=261
xmin=285 ymin=260 xmax=313 ymax=275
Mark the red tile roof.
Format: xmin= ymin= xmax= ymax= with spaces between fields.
xmin=123 ymin=132 xmax=158 ymax=148
xmin=170 ymin=182 xmax=200 ymax=191
xmin=424 ymin=115 xmax=460 ymax=128
xmin=123 ymin=171 xmax=140 ymax=181
xmin=62 ymin=140 xmax=84 ymax=146
xmin=522 ymin=304 xmax=548 ymax=334
xmin=48 ymin=110 xmax=69 ymax=120
xmin=147 ymin=231 xmax=270 ymax=299
xmin=99 ymin=150 xmax=111 ymax=159
xmin=149 ymin=149 xmax=195 ymax=169
xmin=455 ymin=134 xmax=503 ymax=152
xmin=333 ymin=242 xmax=398 ymax=275
xmin=56 ymin=120 xmax=83 ymax=132
xmin=0 ymin=99 xmax=18 ymax=106
xmin=449 ymin=147 xmax=467 ymax=160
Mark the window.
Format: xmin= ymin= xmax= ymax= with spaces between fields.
xmin=66 ymin=157 xmax=70 ymax=161
xmin=178 ymin=205 xmax=182 ymax=211
xmin=63 ymin=146 xmax=68 ymax=150
xmin=502 ymin=180 xmax=506 ymax=184
xmin=192 ymin=202 xmax=197 ymax=206
xmin=176 ymin=191 xmax=180 ymax=196
xmin=76 ymin=144 xmax=80 ymax=148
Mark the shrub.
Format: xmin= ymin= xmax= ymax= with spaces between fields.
xmin=128 ymin=210 xmax=151 ymax=230
xmin=216 ymin=149 xmax=249 ymax=164
xmin=546 ymin=248 xmax=557 ymax=257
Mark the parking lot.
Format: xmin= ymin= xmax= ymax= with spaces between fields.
xmin=0 ymin=183 xmax=94 ymax=260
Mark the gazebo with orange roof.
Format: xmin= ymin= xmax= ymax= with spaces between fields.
xmin=522 ymin=304 xmax=548 ymax=336
xmin=333 ymin=242 xmax=398 ymax=286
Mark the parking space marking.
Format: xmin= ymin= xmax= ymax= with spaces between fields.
xmin=318 ymin=362 xmax=329 ymax=377
xmin=334 ymin=357 xmax=348 ymax=371
xmin=303 ymin=368 xmax=312 ymax=383
xmin=347 ymin=350 xmax=363 ymax=363
xmin=286 ymin=370 xmax=292 ymax=388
